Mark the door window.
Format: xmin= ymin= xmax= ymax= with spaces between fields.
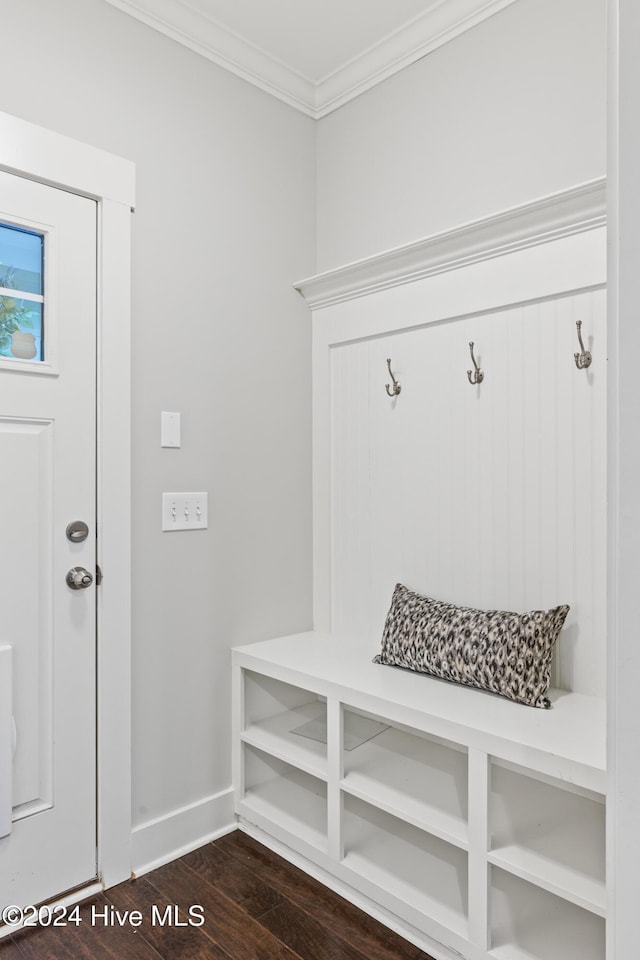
xmin=0 ymin=223 xmax=44 ymax=361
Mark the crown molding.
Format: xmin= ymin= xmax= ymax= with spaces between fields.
xmin=293 ymin=178 xmax=607 ymax=308
xmin=102 ymin=0 xmax=317 ymax=116
xmin=102 ymin=0 xmax=520 ymax=118
xmin=314 ymin=0 xmax=520 ymax=117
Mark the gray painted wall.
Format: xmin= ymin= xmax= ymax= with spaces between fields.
xmin=0 ymin=0 xmax=315 ymax=828
xmin=0 ymin=0 xmax=606 ymax=860
xmin=316 ymin=0 xmax=606 ymax=271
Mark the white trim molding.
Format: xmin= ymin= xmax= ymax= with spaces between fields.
xmin=102 ymin=0 xmax=520 ymax=118
xmin=132 ymin=789 xmax=236 ymax=878
xmin=315 ymin=0 xmax=521 ymax=118
xmin=102 ymin=0 xmax=316 ymax=116
xmin=607 ymin=2 xmax=640 ymax=957
xmin=0 ymin=109 xmax=134 ymax=893
xmin=294 ymin=178 xmax=607 ymax=308
xmin=0 ymin=110 xmax=134 ymax=207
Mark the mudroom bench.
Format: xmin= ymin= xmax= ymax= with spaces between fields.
xmin=232 ymin=631 xmax=606 ymax=960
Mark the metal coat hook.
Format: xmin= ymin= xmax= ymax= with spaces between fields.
xmin=385 ymin=358 xmax=401 ymax=397
xmin=574 ymin=320 xmax=592 ymax=370
xmin=466 ymin=341 xmax=484 ymax=385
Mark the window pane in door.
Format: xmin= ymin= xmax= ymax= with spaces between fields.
xmin=0 ymin=299 xmax=43 ymax=360
xmin=0 ymin=223 xmax=44 ymax=362
xmin=0 ymin=224 xmax=43 ymax=295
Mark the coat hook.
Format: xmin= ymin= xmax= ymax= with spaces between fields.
xmin=574 ymin=320 xmax=592 ymax=370
xmin=385 ymin=358 xmax=401 ymax=397
xmin=466 ymin=341 xmax=484 ymax=385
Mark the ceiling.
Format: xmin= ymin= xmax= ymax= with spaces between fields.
xmin=103 ymin=0 xmax=518 ymax=117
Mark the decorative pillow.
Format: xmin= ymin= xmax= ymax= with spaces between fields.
xmin=373 ymin=583 xmax=569 ymax=708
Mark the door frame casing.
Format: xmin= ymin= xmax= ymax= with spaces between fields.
xmin=0 ymin=110 xmax=134 ymax=890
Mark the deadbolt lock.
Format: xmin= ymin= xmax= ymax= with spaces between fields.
xmin=66 ymin=520 xmax=89 ymax=543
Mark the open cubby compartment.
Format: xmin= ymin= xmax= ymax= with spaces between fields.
xmin=241 ymin=670 xmax=328 ymax=778
xmin=342 ymin=793 xmax=468 ymax=939
xmin=488 ymin=759 xmax=605 ymax=915
xmin=341 ymin=707 xmax=468 ymax=848
xmin=490 ymin=867 xmax=605 ymax=960
xmin=241 ymin=744 xmax=328 ymax=852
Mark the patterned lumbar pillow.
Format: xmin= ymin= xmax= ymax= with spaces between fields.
xmin=373 ymin=583 xmax=569 ymax=708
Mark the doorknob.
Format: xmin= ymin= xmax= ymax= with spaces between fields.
xmin=66 ymin=566 xmax=94 ymax=590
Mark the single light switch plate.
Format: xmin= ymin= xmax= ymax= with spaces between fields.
xmin=161 ymin=411 xmax=181 ymax=448
xmin=162 ymin=492 xmax=208 ymax=531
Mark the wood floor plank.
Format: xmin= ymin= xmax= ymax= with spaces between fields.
xmin=106 ymin=876 xmax=231 ymax=960
xmin=258 ymin=900 xmax=374 ymax=960
xmin=11 ymin=895 xmax=163 ymax=960
xmin=181 ymin=842 xmax=284 ymax=918
xmin=88 ymin=893 xmax=163 ymax=960
xmin=76 ymin=894 xmax=165 ymax=960
xmin=12 ymin=925 xmax=96 ymax=960
xmin=0 ymin=938 xmax=23 ymax=959
xmin=145 ymin=857 xmax=300 ymax=960
xmin=7 ymin=833 xmax=437 ymax=960
xmin=218 ymin=832 xmax=425 ymax=960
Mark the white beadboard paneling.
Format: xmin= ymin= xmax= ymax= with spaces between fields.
xmin=554 ymin=296 xmax=577 ymax=688
xmin=313 ymin=226 xmax=608 ymax=644
xmin=369 ymin=336 xmax=409 ymax=643
xmin=331 ymin=340 xmax=372 ymax=640
xmin=591 ymin=290 xmax=608 ymax=690
xmin=329 ymin=287 xmax=606 ymax=697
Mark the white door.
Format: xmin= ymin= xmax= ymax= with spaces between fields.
xmin=0 ymin=170 xmax=97 ymax=908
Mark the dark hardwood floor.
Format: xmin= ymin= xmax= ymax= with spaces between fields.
xmin=1 ymin=831 xmax=435 ymax=960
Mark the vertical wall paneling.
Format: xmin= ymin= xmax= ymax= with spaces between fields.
xmin=554 ymin=296 xmax=578 ymax=688
xmin=369 ymin=335 xmax=411 ymax=639
xmin=331 ymin=340 xmax=371 ymax=640
xmin=313 ymin=321 xmax=333 ymax=633
xmin=317 ymin=228 xmax=606 ymax=699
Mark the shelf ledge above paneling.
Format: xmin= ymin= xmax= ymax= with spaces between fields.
xmin=294 ymin=178 xmax=606 ymax=309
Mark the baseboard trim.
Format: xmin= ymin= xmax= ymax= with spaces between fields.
xmin=131 ymin=788 xmax=236 ymax=878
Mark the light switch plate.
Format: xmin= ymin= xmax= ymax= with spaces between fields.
xmin=161 ymin=411 xmax=181 ymax=448
xmin=162 ymin=492 xmax=208 ymax=531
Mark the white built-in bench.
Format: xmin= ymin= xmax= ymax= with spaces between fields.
xmin=232 ymin=631 xmax=606 ymax=960
xmin=235 ymin=185 xmax=610 ymax=960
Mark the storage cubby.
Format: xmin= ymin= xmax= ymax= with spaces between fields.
xmin=342 ymin=793 xmax=469 ymax=938
xmin=242 ymin=744 xmax=328 ymax=851
xmin=241 ymin=670 xmax=327 ymax=779
xmin=489 ymin=761 xmax=605 ymax=915
xmin=233 ymin=635 xmax=606 ymax=960
xmin=342 ymin=709 xmax=468 ymax=848
xmin=490 ymin=867 xmax=605 ymax=960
